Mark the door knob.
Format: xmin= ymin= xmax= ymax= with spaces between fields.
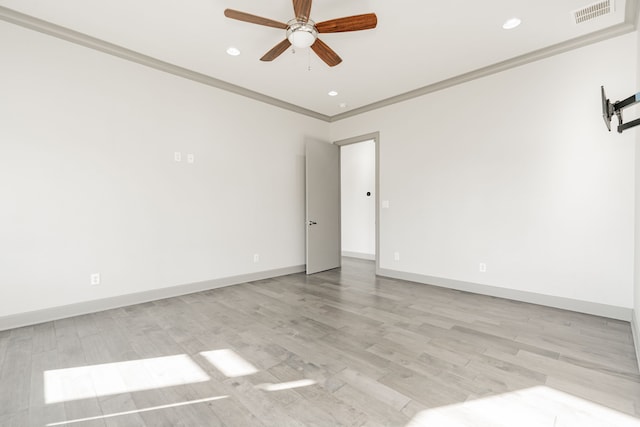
xmin=309 ymin=221 xmax=317 ymax=226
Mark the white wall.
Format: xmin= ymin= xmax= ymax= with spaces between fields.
xmin=332 ymin=33 xmax=637 ymax=315
xmin=1 ymin=16 xmax=638 ymax=326
xmin=341 ymin=140 xmax=376 ymax=259
xmin=0 ymin=21 xmax=329 ymax=319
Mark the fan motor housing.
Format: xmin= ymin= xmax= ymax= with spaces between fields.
xmin=287 ymin=19 xmax=318 ymax=48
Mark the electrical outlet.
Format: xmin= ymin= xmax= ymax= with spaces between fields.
xmin=253 ymin=254 xmax=260 ymax=263
xmin=174 ymin=152 xmax=182 ymax=162
xmin=394 ymin=251 xmax=400 ymax=261
xmin=90 ymin=273 xmax=100 ymax=285
xmin=479 ymin=263 xmax=487 ymax=273
xmin=187 ymin=153 xmax=195 ymax=163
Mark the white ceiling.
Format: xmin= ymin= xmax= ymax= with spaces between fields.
xmin=0 ymin=0 xmax=636 ymax=120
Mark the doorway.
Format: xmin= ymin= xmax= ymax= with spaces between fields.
xmin=334 ymin=132 xmax=380 ymax=273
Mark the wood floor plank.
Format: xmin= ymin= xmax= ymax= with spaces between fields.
xmin=32 ymin=321 xmax=57 ymax=354
xmin=182 ymin=379 xmax=263 ymax=427
xmin=63 ymin=398 xmax=107 ymax=427
xmin=28 ymin=349 xmax=66 ymax=426
xmin=0 ymin=330 xmax=10 ymax=379
xmin=0 ymin=333 xmax=33 ymax=417
xmin=269 ymin=360 xmax=369 ymax=426
xmin=249 ymin=367 xmax=339 ymax=426
xmin=54 ymin=318 xmax=86 ymax=368
xmin=518 ymin=349 xmax=640 ymax=406
xmin=221 ymin=376 xmax=304 ymax=426
xmin=337 ymin=368 xmax=411 ymax=411
xmin=377 ymin=365 xmax=468 ymax=409
xmin=332 ymin=383 xmax=409 ymax=426
xmin=0 ymin=410 xmax=29 ymax=427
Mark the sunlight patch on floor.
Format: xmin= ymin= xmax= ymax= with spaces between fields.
xmin=45 ymin=394 xmax=229 ymax=426
xmin=255 ymin=379 xmax=317 ymax=391
xmin=405 ymin=386 xmax=640 ymax=427
xmin=44 ymin=354 xmax=210 ymax=404
xmin=200 ymin=349 xmax=259 ymax=378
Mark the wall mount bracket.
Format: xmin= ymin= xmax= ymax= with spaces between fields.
xmin=601 ymin=86 xmax=640 ymax=133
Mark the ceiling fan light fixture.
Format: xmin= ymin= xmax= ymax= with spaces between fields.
xmin=287 ymin=19 xmax=318 ymax=48
xmin=224 ymin=5 xmax=377 ymax=66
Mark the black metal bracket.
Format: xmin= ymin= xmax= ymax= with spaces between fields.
xmin=602 ymin=86 xmax=640 ymax=133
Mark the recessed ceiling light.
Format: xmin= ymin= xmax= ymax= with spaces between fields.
xmin=226 ymin=47 xmax=241 ymax=56
xmin=328 ymin=90 xmax=339 ymax=97
xmin=502 ymin=17 xmax=522 ymax=30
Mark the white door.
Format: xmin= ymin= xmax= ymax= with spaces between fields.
xmin=306 ymin=140 xmax=341 ymax=274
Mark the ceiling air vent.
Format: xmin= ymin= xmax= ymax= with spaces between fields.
xmin=573 ymin=0 xmax=614 ymax=24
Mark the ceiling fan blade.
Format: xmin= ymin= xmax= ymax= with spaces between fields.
xmin=316 ymin=13 xmax=377 ymax=33
xmin=311 ymin=39 xmax=342 ymax=67
xmin=224 ymin=9 xmax=288 ymax=29
xmin=293 ymin=0 xmax=313 ymax=22
xmin=260 ymin=39 xmax=292 ymax=62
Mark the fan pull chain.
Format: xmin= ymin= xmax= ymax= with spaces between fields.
xmin=307 ymin=48 xmax=312 ymax=71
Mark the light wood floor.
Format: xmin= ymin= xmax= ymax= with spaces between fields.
xmin=1 ymin=258 xmax=639 ymax=426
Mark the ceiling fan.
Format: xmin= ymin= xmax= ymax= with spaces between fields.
xmin=223 ymin=0 xmax=377 ymax=67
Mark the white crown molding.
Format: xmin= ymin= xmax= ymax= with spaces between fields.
xmin=331 ymin=0 xmax=639 ymax=122
xmin=0 ymin=5 xmax=331 ymax=122
xmin=0 ymin=1 xmax=638 ymax=122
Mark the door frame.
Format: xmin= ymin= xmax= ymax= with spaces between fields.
xmin=333 ymin=131 xmax=380 ymax=275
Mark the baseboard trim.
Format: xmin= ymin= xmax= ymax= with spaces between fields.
xmin=378 ymin=268 xmax=632 ymax=321
xmin=0 ymin=265 xmax=305 ymax=332
xmin=341 ymin=251 xmax=375 ymax=261
xmin=632 ymin=310 xmax=640 ymax=370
